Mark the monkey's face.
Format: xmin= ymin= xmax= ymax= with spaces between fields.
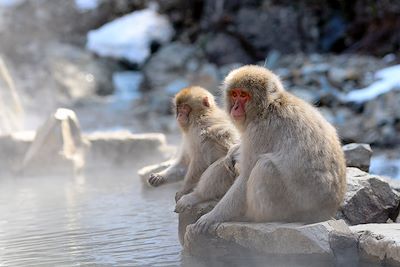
xmin=229 ymin=88 xmax=250 ymax=124
xmin=176 ymin=103 xmax=192 ymax=127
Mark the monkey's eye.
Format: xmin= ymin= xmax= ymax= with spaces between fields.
xmin=232 ymin=91 xmax=238 ymax=98
xmin=240 ymin=92 xmax=248 ymax=98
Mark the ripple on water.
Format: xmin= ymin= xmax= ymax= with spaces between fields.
xmin=0 ymin=170 xmax=182 ymax=266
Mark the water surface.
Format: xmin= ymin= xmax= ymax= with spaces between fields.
xmin=0 ymin=169 xmax=182 ymax=266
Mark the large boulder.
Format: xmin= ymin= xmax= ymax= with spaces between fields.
xmin=342 ymin=143 xmax=373 ymax=172
xmin=337 ymin=167 xmax=400 ymax=225
xmin=184 ymin=219 xmax=358 ymax=266
xmin=351 ymin=223 xmax=400 ymax=266
xmin=20 ymin=108 xmax=87 ymax=176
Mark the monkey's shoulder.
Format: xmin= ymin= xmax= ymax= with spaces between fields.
xmin=199 ymin=125 xmax=237 ymax=149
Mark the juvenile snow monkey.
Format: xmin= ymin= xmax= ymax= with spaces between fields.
xmin=191 ymin=65 xmax=347 ymax=233
xmin=148 ymin=86 xmax=239 ymax=201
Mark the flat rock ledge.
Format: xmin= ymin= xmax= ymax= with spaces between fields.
xmin=183 ymin=219 xmax=358 ymax=266
xmin=351 ymin=224 xmax=400 ymax=266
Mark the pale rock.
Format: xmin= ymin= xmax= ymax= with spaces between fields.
xmin=20 ymin=108 xmax=87 ymax=176
xmin=184 ymin=219 xmax=358 ymax=266
xmin=342 ymin=143 xmax=373 ymax=172
xmin=351 ymin=223 xmax=400 ymax=265
xmin=84 ymin=131 xmax=169 ymax=169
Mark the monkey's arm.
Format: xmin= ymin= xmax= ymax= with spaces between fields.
xmin=148 ymin=148 xmax=189 ymax=187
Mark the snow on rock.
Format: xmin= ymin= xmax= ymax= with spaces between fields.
xmin=74 ymin=0 xmax=99 ymax=11
xmin=86 ymin=7 xmax=174 ymax=64
xmin=345 ymin=64 xmax=400 ymax=103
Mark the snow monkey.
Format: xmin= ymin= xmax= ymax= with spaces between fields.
xmin=192 ymin=65 xmax=347 ymax=233
xmin=148 ymin=86 xmax=239 ymax=201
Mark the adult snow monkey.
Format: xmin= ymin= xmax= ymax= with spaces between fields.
xmin=191 ymin=65 xmax=347 ymax=234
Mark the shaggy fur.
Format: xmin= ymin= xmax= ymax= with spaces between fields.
xmin=192 ymin=65 xmax=347 ymax=233
xmin=148 ymin=86 xmax=239 ymax=201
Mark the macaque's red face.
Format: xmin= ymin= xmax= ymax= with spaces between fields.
xmin=176 ymin=103 xmax=192 ymax=126
xmin=230 ymin=88 xmax=250 ymax=122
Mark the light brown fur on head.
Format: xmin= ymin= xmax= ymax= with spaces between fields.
xmin=222 ymin=65 xmax=285 ymax=130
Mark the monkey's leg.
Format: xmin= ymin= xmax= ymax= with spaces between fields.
xmin=246 ymin=153 xmax=305 ymax=222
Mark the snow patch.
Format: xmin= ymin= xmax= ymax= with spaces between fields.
xmin=345 ymin=64 xmax=400 ymax=103
xmin=74 ymin=0 xmax=99 ymax=11
xmin=86 ymin=8 xmax=174 ymax=64
xmin=0 ymin=0 xmax=24 ymax=7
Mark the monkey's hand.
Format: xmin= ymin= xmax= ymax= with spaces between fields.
xmin=148 ymin=173 xmax=166 ymax=187
xmin=192 ymin=213 xmax=219 ymax=234
xmin=174 ymin=194 xmax=198 ymax=213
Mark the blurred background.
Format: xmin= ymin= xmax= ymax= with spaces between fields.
xmin=0 ymin=1 xmax=399 ymax=266
xmin=1 ymin=0 xmax=400 ymax=178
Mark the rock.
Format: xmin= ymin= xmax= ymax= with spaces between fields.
xmin=0 ymin=131 xmax=33 ymax=175
xmin=141 ymin=41 xmax=220 ymax=113
xmin=137 ymin=159 xmax=173 ymax=185
xmin=141 ymin=42 xmax=196 ymax=91
xmin=327 ymin=67 xmax=360 ymax=85
xmin=184 ymin=219 xmax=358 ymax=266
xmin=351 ymin=223 xmax=400 ymax=265
xmin=234 ymin=7 xmax=318 ymax=56
xmin=84 ymin=131 xmax=169 ymax=170
xmin=178 ymin=200 xmax=217 ymax=246
xmin=337 ymin=167 xmax=400 ymax=225
xmin=20 ymin=108 xmax=87 ymax=176
xmin=86 ymin=7 xmax=174 ymax=64
xmin=204 ymin=32 xmax=253 ymax=65
xmin=47 ymin=42 xmax=115 ymax=97
xmin=342 ymin=143 xmax=373 ymax=172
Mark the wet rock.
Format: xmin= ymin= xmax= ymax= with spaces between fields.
xmin=20 ymin=108 xmax=87 ymax=176
xmin=337 ymin=167 xmax=400 ymax=225
xmin=85 ymin=131 xmax=169 ymax=169
xmin=351 ymin=223 xmax=400 ymax=266
xmin=342 ymin=143 xmax=373 ymax=172
xmin=184 ymin=219 xmax=358 ymax=266
xmin=178 ymin=200 xmax=217 ymax=246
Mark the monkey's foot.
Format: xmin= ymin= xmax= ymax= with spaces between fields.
xmin=192 ymin=213 xmax=219 ymax=234
xmin=174 ymin=194 xmax=199 ymax=213
xmin=148 ymin=173 xmax=166 ymax=187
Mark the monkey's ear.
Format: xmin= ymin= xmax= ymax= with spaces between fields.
xmin=202 ymin=97 xmax=210 ymax=107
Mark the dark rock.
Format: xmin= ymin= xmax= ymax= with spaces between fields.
xmin=204 ymin=32 xmax=253 ymax=65
xmin=337 ymin=167 xmax=400 ymax=225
